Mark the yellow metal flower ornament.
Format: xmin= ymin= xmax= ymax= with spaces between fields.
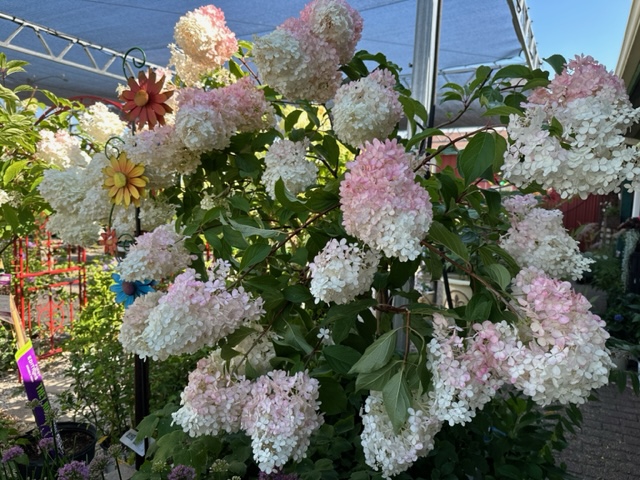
xmin=103 ymin=152 xmax=148 ymax=207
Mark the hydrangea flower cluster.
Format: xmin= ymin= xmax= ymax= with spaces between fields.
xmin=35 ymin=130 xmax=90 ymax=168
xmin=253 ymin=0 xmax=362 ymax=102
xmin=360 ymin=392 xmax=442 ymax=479
xmin=241 ymin=370 xmax=323 ymax=474
xmin=171 ymin=354 xmax=252 ymax=437
xmin=340 ymin=138 xmax=433 ymax=261
xmin=503 ymin=55 xmax=640 ymax=199
xmin=299 ymin=0 xmax=363 ymax=64
xmin=427 ymin=314 xmax=504 ymax=426
xmin=170 ymin=5 xmax=237 ymax=85
xmin=78 ymin=102 xmax=126 ymax=145
xmin=262 ymin=139 xmax=317 ymax=199
xmin=501 ymin=194 xmax=594 ymax=280
xmin=38 ymin=153 xmax=112 ymax=245
xmin=123 ymin=125 xmax=201 ymax=189
xmin=332 ymin=69 xmax=403 ymax=147
xmin=505 ymin=267 xmax=612 ymax=405
xmin=308 ymin=238 xmax=380 ymax=304
xmin=176 ymin=78 xmax=273 ymax=152
xmin=120 ymin=265 xmax=265 ymax=360
xmin=117 ymin=222 xmax=195 ymax=282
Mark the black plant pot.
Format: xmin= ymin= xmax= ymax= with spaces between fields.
xmin=18 ymin=422 xmax=98 ymax=479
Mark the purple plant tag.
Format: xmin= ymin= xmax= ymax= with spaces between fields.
xmin=15 ymin=341 xmax=56 ymax=441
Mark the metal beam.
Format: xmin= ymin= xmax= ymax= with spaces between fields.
xmin=506 ymin=0 xmax=541 ymax=69
xmin=0 ymin=13 xmax=164 ymax=81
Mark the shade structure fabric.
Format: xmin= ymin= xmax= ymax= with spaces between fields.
xmin=0 ymin=0 xmax=537 ymax=127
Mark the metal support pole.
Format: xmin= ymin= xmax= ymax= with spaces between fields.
xmin=393 ymin=0 xmax=442 ymax=347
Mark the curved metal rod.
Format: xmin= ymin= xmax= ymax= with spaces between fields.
xmin=104 ymin=136 xmax=125 ymax=160
xmin=122 ymin=47 xmax=147 ymax=79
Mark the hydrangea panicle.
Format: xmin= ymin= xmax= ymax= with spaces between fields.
xmin=308 ymin=238 xmax=379 ymax=304
xmin=241 ymin=370 xmax=323 ymax=473
xmin=503 ymin=55 xmax=640 ymax=198
xmin=340 ymin=138 xmax=433 ymax=261
xmin=117 ymin=222 xmax=195 ymax=282
xmin=501 ymin=194 xmax=594 ymax=280
xmin=262 ymin=138 xmax=317 ymax=199
xmin=332 ymin=69 xmax=403 ymax=147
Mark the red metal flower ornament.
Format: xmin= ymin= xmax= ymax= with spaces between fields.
xmin=120 ymin=68 xmax=173 ymax=130
xmin=100 ymin=227 xmax=118 ymax=256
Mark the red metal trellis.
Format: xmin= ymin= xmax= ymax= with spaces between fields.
xmin=11 ymin=229 xmax=87 ymax=358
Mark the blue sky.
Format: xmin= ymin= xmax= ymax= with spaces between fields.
xmin=527 ymin=0 xmax=632 ymax=72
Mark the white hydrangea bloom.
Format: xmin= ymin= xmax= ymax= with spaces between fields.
xmin=123 ymin=126 xmax=201 ymax=189
xmin=35 ymin=130 xmax=90 ymax=168
xmin=78 ymin=102 xmax=127 ymax=145
xmin=174 ymin=104 xmax=232 ymax=152
xmin=117 ymin=222 xmax=194 ymax=282
xmin=501 ymin=195 xmax=594 ymax=280
xmin=360 ymin=392 xmax=442 ymax=479
xmin=332 ymin=69 xmax=403 ymax=147
xmin=0 ymin=189 xmax=10 ymax=206
xmin=262 ymin=138 xmax=317 ymax=199
xmin=308 ymin=238 xmax=380 ymax=304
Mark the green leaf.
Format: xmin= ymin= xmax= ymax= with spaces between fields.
xmin=283 ymin=321 xmax=314 ymax=354
xmin=492 ymin=64 xmax=533 ymax=81
xmin=482 ymin=106 xmax=523 ymax=117
xmin=305 ymin=189 xmax=340 ymax=213
xmin=285 ymin=110 xmax=303 ymax=133
xmin=323 ymin=345 xmax=361 ymax=374
xmin=382 ymin=370 xmax=411 ymax=432
xmin=405 ymin=128 xmax=443 ymax=151
xmin=484 ymin=263 xmax=511 ymax=290
xmin=428 ymin=221 xmax=469 ymax=262
xmin=274 ymin=178 xmax=309 ymax=213
xmin=492 ymin=132 xmax=507 ymax=175
xmin=465 ymin=292 xmax=493 ymax=321
xmin=222 ymin=225 xmax=249 ymax=249
xmin=349 ymin=329 xmax=398 ymax=374
xmin=239 ymin=242 xmax=271 ymax=271
xmin=318 ymin=377 xmax=348 ymax=415
xmin=1 ymin=204 xmax=19 ymax=230
xmin=355 ymin=360 xmax=402 ymax=392
xmin=283 ymin=284 xmax=313 ymax=303
xmin=3 ymin=159 xmax=28 ymax=183
xmin=544 ymin=54 xmax=567 ymax=75
xmin=227 ymin=217 xmax=284 ymax=240
xmin=457 ymin=132 xmax=495 ymax=186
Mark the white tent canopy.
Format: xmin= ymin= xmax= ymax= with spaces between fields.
xmin=0 ymin=0 xmax=539 ymax=127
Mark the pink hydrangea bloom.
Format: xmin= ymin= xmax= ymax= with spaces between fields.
xmin=299 ymin=0 xmax=363 ymax=64
xmin=427 ymin=314 xmax=504 ymax=426
xmin=503 ymin=55 xmax=640 ymax=198
xmin=253 ymin=18 xmax=341 ymax=103
xmin=502 ymin=267 xmax=613 ymax=405
xmin=175 ymin=78 xmax=273 ymax=152
xmin=173 ymin=5 xmax=237 ymax=68
xmin=241 ymin=370 xmax=323 ymax=473
xmin=340 ymin=138 xmax=433 ymax=261
xmin=527 ymin=55 xmax=627 ymax=106
xmin=119 ymin=263 xmax=265 ymax=360
xmin=172 ymin=354 xmax=252 ymax=437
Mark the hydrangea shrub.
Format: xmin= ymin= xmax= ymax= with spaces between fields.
xmin=23 ymin=0 xmax=640 ymax=478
